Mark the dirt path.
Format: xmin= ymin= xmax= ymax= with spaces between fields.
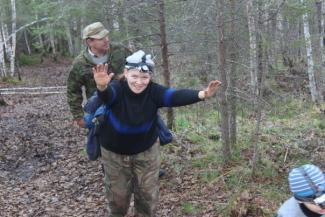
xmin=0 ymin=62 xmax=110 ymax=216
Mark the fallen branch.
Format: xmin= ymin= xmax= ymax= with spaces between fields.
xmin=1 ymin=91 xmax=65 ymax=95
xmin=0 ymin=86 xmax=66 ymax=91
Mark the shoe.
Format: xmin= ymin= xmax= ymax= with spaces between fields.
xmin=159 ymin=169 xmax=166 ymax=178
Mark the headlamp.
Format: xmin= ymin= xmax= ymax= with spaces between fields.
xmin=314 ymin=194 xmax=325 ymax=208
xmin=126 ymin=63 xmax=151 ymax=73
xmin=295 ymin=193 xmax=325 ymax=208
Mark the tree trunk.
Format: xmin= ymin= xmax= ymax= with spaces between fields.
xmin=301 ymin=0 xmax=320 ymax=102
xmin=2 ymin=24 xmax=12 ymax=62
xmin=317 ymin=1 xmax=325 ymax=61
xmin=317 ymin=0 xmax=325 ymax=101
xmin=246 ymin=0 xmax=258 ymax=96
xmin=201 ymin=21 xmax=211 ymax=84
xmin=229 ymin=0 xmax=237 ymax=147
xmin=49 ymin=26 xmax=56 ymax=55
xmin=23 ymin=29 xmax=31 ymax=55
xmin=117 ymin=0 xmax=126 ymax=37
xmin=9 ymin=0 xmax=16 ymax=76
xmin=65 ymin=22 xmax=74 ymax=56
xmin=72 ymin=18 xmax=81 ymax=56
xmin=298 ymin=18 xmax=303 ymax=58
xmin=0 ymin=24 xmax=7 ymax=77
xmin=277 ymin=0 xmax=285 ymax=57
xmin=158 ymin=0 xmax=174 ymax=129
xmin=35 ymin=13 xmax=44 ymax=52
xmin=216 ymin=0 xmax=231 ymax=159
xmin=251 ymin=0 xmax=265 ymax=177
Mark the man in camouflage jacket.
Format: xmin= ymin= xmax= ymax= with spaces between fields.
xmin=67 ymin=22 xmax=130 ymax=128
xmin=67 ymin=22 xmax=168 ymax=178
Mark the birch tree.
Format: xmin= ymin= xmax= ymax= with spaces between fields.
xmin=0 ymin=0 xmax=16 ymax=76
xmin=316 ymin=0 xmax=325 ymax=63
xmin=9 ymin=0 xmax=16 ymax=76
xmin=229 ymin=0 xmax=238 ymax=146
xmin=277 ymin=0 xmax=285 ymax=58
xmin=316 ymin=0 xmax=325 ymax=101
xmin=301 ymin=0 xmax=320 ymax=102
xmin=0 ymin=23 xmax=6 ymax=76
xmin=246 ymin=0 xmax=258 ymax=96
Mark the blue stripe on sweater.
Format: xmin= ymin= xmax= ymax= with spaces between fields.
xmin=163 ymin=88 xmax=176 ymax=107
xmin=108 ymin=112 xmax=154 ymax=134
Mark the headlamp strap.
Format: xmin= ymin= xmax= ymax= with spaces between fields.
xmin=142 ymin=54 xmax=146 ymax=64
xmin=299 ymin=167 xmax=322 ymax=197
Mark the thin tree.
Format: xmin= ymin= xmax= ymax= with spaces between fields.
xmin=301 ymin=0 xmax=320 ymax=102
xmin=316 ymin=0 xmax=325 ymax=63
xmin=0 ymin=25 xmax=6 ymax=76
xmin=23 ymin=29 xmax=31 ymax=55
xmin=251 ymin=0 xmax=265 ymax=177
xmin=316 ymin=0 xmax=325 ymax=101
xmin=216 ymin=0 xmax=231 ymax=159
xmin=246 ymin=0 xmax=258 ymax=96
xmin=229 ymin=0 xmax=238 ymax=146
xmin=9 ymin=0 xmax=16 ymax=76
xmin=158 ymin=0 xmax=174 ymax=129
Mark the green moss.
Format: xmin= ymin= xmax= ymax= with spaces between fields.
xmin=181 ymin=202 xmax=200 ymax=215
xmin=1 ymin=76 xmax=22 ymax=85
xmin=18 ymin=53 xmax=42 ymax=66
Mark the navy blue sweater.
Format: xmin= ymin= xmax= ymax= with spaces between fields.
xmin=97 ymin=80 xmax=202 ymax=155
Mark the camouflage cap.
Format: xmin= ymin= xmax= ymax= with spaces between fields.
xmin=82 ymin=22 xmax=109 ymax=40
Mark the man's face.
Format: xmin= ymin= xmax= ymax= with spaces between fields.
xmin=87 ymin=36 xmax=109 ymax=55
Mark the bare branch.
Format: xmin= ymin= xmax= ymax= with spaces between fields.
xmin=5 ymin=17 xmax=48 ymax=43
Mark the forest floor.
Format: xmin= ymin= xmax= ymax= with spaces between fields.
xmin=0 ymin=60 xmax=222 ymax=217
xmin=0 ymin=59 xmax=323 ymax=217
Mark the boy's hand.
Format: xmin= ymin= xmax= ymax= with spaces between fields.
xmin=93 ymin=64 xmax=114 ymax=91
xmin=205 ymin=80 xmax=222 ymax=98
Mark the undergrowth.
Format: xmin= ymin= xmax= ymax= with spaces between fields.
xmin=160 ymin=95 xmax=325 ymax=216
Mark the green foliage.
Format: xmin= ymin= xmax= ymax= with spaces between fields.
xmin=181 ymin=202 xmax=200 ymax=215
xmin=198 ymin=170 xmax=220 ymax=183
xmin=18 ymin=53 xmax=41 ymax=65
xmin=175 ymin=116 xmax=190 ymax=129
xmin=79 ymin=148 xmax=86 ymax=157
xmin=314 ymin=118 xmax=325 ymax=130
xmin=1 ymin=76 xmax=21 ymax=84
xmin=283 ymin=0 xmax=315 ymax=22
xmin=192 ymin=154 xmax=219 ymax=169
xmin=162 ymin=94 xmax=324 ymax=215
xmin=269 ymin=96 xmax=314 ymax=119
xmin=187 ymin=133 xmax=205 ymax=143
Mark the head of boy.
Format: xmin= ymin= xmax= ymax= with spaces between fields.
xmin=124 ymin=50 xmax=155 ymax=94
xmin=289 ymin=164 xmax=325 ymax=214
